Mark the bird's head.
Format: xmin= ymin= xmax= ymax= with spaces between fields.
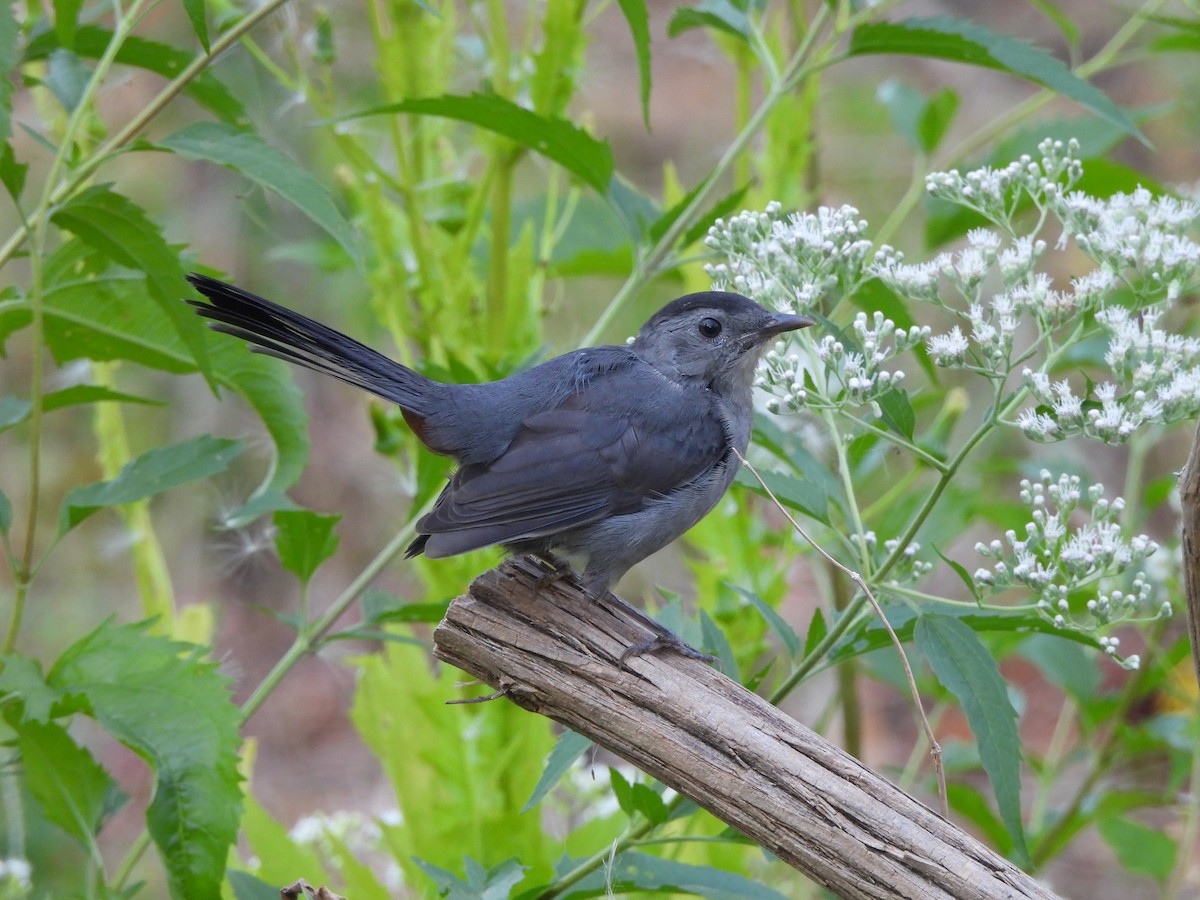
xmin=632 ymin=292 xmax=813 ymax=393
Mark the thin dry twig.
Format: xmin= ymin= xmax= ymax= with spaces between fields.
xmin=1178 ymin=420 xmax=1200 ymax=694
xmin=734 ymin=449 xmax=948 ymax=815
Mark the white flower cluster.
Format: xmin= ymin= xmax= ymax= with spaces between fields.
xmin=1017 ymin=306 xmax=1200 ymax=443
xmin=850 ymin=531 xmax=934 ymax=585
xmin=1051 ymin=186 xmax=1200 ymax=301
xmin=816 ymin=311 xmax=929 ymax=407
xmin=925 ymin=138 xmax=1083 ymax=227
xmin=972 ymin=472 xmax=1162 ymax=663
xmin=705 ymin=202 xmax=875 ymax=313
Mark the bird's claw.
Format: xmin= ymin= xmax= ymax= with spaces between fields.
xmin=618 ymin=631 xmax=718 ymax=669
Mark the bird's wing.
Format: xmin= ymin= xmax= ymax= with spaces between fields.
xmin=415 ymin=365 xmax=731 ymax=557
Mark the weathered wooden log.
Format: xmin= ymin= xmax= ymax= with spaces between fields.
xmin=1179 ymin=420 xmax=1200 ymax=693
xmin=432 ymin=557 xmax=1059 ymax=900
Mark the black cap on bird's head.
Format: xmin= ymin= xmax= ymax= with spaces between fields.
xmin=633 ymin=291 xmax=814 ymax=389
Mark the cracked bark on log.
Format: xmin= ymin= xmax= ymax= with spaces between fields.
xmin=432 ymin=557 xmax=1060 ymax=900
xmin=1179 ymin=420 xmax=1200 ymax=693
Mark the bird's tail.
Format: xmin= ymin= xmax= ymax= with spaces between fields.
xmin=187 ymin=273 xmax=440 ymax=413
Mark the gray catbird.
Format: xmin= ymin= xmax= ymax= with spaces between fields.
xmin=187 ymin=274 xmax=811 ymax=651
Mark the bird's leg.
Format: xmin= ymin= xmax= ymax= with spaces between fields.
xmin=586 ymin=587 xmax=716 ymax=668
xmin=529 ymin=552 xmax=580 ymax=590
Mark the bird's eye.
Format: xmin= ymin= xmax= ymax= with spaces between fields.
xmin=698 ymin=317 xmax=722 ymax=338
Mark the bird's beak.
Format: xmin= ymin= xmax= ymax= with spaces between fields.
xmin=754 ymin=312 xmax=815 ymax=343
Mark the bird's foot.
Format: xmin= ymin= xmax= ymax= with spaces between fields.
xmin=530 ymin=554 xmax=579 ymax=590
xmin=618 ymin=631 xmax=717 ymax=668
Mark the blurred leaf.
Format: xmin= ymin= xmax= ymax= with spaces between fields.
xmin=914 ymin=614 xmax=1029 ymax=864
xmin=273 ymin=508 xmax=341 ymax=583
xmin=700 ymin=609 xmax=738 ymax=681
xmin=343 ymin=94 xmax=614 ymax=193
xmin=523 ymin=728 xmax=591 ymax=813
xmin=735 ymin=466 xmax=828 ymax=524
xmin=158 ymin=123 xmax=361 ymax=266
xmin=14 ymin=718 xmax=120 ymax=846
xmin=606 ymin=174 xmax=661 ymax=240
xmin=803 ymin=608 xmax=827 ymax=659
xmin=933 ymin=544 xmax=980 ymax=602
xmin=0 ymin=395 xmax=30 ymax=429
xmin=240 ymin=793 xmax=332 ymax=887
xmin=227 ymin=871 xmax=282 ymax=900
xmin=917 ymin=88 xmax=958 ymax=154
xmin=563 ymin=850 xmax=790 ymax=899
xmin=415 ymin=856 xmax=528 ymax=900
xmin=877 ymin=79 xmax=926 ymax=152
xmin=182 ymin=0 xmax=209 ymax=52
xmin=1097 ymin=816 xmax=1177 ymax=881
xmin=728 ymin=583 xmax=800 ymax=659
xmin=946 ymin=781 xmax=1012 ymax=854
xmin=849 ymin=17 xmax=1144 ymax=144
xmin=360 ymin=589 xmax=449 ymax=625
xmin=0 ymin=0 xmax=16 ymax=141
xmin=54 ymin=0 xmax=83 ymax=48
xmin=1019 ymin=633 xmax=1099 ymax=699
xmin=1023 ymin=0 xmax=1080 ymax=50
xmin=0 ymin=141 xmax=27 ymax=200
xmin=61 ymin=435 xmax=243 ymax=531
xmin=45 ymin=48 xmax=90 ymax=112
xmin=43 ymin=384 xmax=163 ymax=412
xmin=616 ymin=0 xmax=652 ymax=128
xmin=668 ymin=1 xmax=751 ymax=41
xmin=877 ymin=388 xmax=915 ymax=440
xmin=609 ymin=766 xmax=635 ymax=816
xmin=0 ymin=487 xmax=9 ymax=533
xmin=48 ymin=620 xmax=242 ymax=900
xmin=51 ymin=185 xmax=214 ymax=381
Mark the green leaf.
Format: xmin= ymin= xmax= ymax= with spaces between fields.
xmin=43 ymin=384 xmax=163 ymax=413
xmin=728 ymin=583 xmax=800 ymax=659
xmin=932 ymin=544 xmax=980 ymax=602
xmin=1097 ymin=816 xmax=1177 ymax=881
xmin=734 ymin=466 xmax=828 ymax=524
xmin=946 ymin=781 xmax=1011 ymax=853
xmin=157 ymin=123 xmax=360 ymax=266
xmin=228 ymin=871 xmax=283 ymax=900
xmin=0 ymin=655 xmax=59 ymax=722
xmin=616 ymin=0 xmax=652 ymax=128
xmin=848 ymin=17 xmax=1145 ymax=144
xmin=877 ymin=388 xmax=915 ymax=440
xmin=50 ymin=186 xmax=214 ymax=382
xmin=0 ymin=141 xmax=27 ymax=200
xmin=272 ymin=508 xmax=341 ymax=583
xmin=23 ymin=26 xmax=244 ymax=123
xmin=0 ymin=0 xmax=16 ymax=141
xmin=563 ymin=850 xmax=790 ymax=899
xmin=342 ymin=94 xmax=614 ymax=193
xmin=803 ymin=608 xmax=827 ymax=659
xmin=1019 ymin=633 xmax=1099 ymax=699
xmin=1023 ymin=0 xmax=1080 ymax=50
xmin=917 ymin=87 xmax=959 ymax=154
xmin=0 ymin=488 xmax=9 ymax=534
xmin=667 ymin=1 xmax=751 ymax=41
xmin=54 ymin=0 xmax=84 ymax=49
xmin=0 ymin=395 xmax=31 ymax=429
xmin=45 ymin=48 xmax=91 ymax=112
xmin=914 ymin=614 xmax=1028 ymax=863
xmin=699 ymin=609 xmax=739 ymax=682
xmin=48 ymin=621 xmax=242 ymax=900
xmin=415 ymin=856 xmax=528 ymax=900
xmin=61 ymin=435 xmax=243 ymax=531
xmin=15 ymin=718 xmax=122 ymax=846
xmin=877 ymin=79 xmax=926 ymax=152
xmin=182 ymin=0 xmax=209 ymax=52
xmin=609 ymin=766 xmax=635 ymax=816
xmin=522 ymin=728 xmax=591 ymax=813
xmin=360 ymin=589 xmax=449 ymax=626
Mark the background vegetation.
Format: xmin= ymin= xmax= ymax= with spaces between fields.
xmin=0 ymin=0 xmax=1198 ymax=897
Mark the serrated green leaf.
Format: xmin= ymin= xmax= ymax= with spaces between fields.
xmin=914 ymin=614 xmax=1028 ymax=863
xmin=849 ymin=17 xmax=1144 ymax=144
xmin=50 ymin=186 xmax=214 ymax=381
xmin=157 ymin=123 xmax=360 ymax=266
xmin=48 ymin=620 xmax=242 ymax=900
xmin=616 ymin=0 xmax=652 ymax=128
xmin=0 ymin=141 xmax=27 ymax=200
xmin=182 ymin=0 xmax=209 ymax=52
xmin=522 ymin=728 xmax=591 ymax=813
xmin=342 ymin=94 xmax=614 ymax=193
xmin=272 ymin=508 xmax=341 ymax=583
xmin=1097 ymin=816 xmax=1177 ymax=881
xmin=0 ymin=0 xmax=16 ymax=141
xmin=728 ymin=583 xmax=800 ymax=659
xmin=0 ymin=655 xmax=59 ymax=722
xmin=61 ymin=435 xmax=243 ymax=531
xmin=15 ymin=718 xmax=121 ymax=846
xmin=564 ymin=850 xmax=790 ymax=899
xmin=43 ymin=384 xmax=163 ymax=412
xmin=45 ymin=48 xmax=90 ymax=112
xmin=667 ymin=1 xmax=751 ymax=41
xmin=0 ymin=395 xmax=30 ymax=429
xmin=23 ymin=26 xmax=244 ymax=123
xmin=735 ymin=465 xmax=828 ymax=524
